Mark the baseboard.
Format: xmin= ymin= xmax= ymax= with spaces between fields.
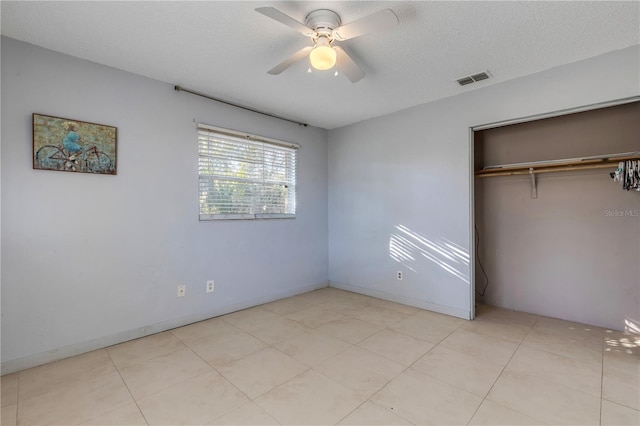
xmin=1 ymin=281 xmax=328 ymax=375
xmin=329 ymin=281 xmax=471 ymax=320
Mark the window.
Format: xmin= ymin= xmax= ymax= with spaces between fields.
xmin=198 ymin=125 xmax=298 ymax=220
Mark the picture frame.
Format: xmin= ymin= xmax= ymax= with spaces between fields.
xmin=33 ymin=113 xmax=117 ymax=175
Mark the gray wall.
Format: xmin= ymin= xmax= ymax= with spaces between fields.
xmin=327 ymin=45 xmax=640 ymax=322
xmin=475 ymin=103 xmax=640 ymax=330
xmin=1 ymin=37 xmax=329 ymax=373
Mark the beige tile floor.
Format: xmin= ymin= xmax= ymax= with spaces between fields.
xmin=1 ymin=287 xmax=639 ymax=425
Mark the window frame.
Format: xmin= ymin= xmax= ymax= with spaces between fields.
xmin=197 ymin=124 xmax=299 ymax=221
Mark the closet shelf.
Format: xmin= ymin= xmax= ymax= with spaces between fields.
xmin=476 ymin=152 xmax=640 ymax=178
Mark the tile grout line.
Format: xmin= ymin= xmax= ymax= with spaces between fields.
xmin=210 ymin=328 xmax=317 ymax=411
xmin=489 ymin=336 xmax=607 ymax=423
xmin=176 ymin=301 xmax=341 ymax=420
xmin=464 ymin=316 xmax=538 ymax=426
xmin=411 ymin=321 xmax=464 ymax=365
xmin=599 ymin=332 xmax=605 ymax=426
xmin=288 ymin=317 xmax=403 ymax=425
xmin=115 ymin=332 xmax=188 ymax=367
xmin=247 ymin=359 xmax=314 ymax=423
xmin=519 ymin=327 xmax=606 ymax=363
xmin=515 ymin=324 xmax=608 ymax=394
xmin=180 ymin=333 xmax=286 ymax=424
xmin=407 ymin=319 xmax=487 ymax=426
xmin=344 ymin=358 xmax=416 ymax=425
xmin=318 ymin=343 xmax=413 ymax=426
xmin=14 ymin=371 xmax=21 ymax=425
xmin=336 ymin=321 xmax=464 ymax=426
xmin=210 ymin=369 xmax=282 ymax=425
xmin=158 ymin=323 xmax=282 ymax=424
xmin=8 ymin=291 xmax=623 ymax=425
xmin=104 ymin=349 xmax=150 ymax=426
xmin=112 ymin=336 xmax=218 ymax=411
xmin=245 ymin=292 xmax=360 ymax=424
xmin=354 ymin=329 xmax=430 ymax=367
xmin=476 ymin=314 xmax=608 ymax=424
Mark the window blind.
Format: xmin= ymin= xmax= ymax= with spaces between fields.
xmin=198 ymin=126 xmax=297 ymax=220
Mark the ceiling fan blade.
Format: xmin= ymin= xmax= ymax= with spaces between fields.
xmin=332 ymin=9 xmax=398 ymax=41
xmin=268 ymin=46 xmax=314 ymax=75
xmin=334 ymin=46 xmax=365 ymax=83
xmin=256 ymin=7 xmax=315 ymax=37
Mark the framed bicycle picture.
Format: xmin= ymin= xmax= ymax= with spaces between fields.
xmin=33 ymin=113 xmax=117 ymax=175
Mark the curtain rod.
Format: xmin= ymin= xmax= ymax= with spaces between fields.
xmin=174 ymin=85 xmax=308 ymax=127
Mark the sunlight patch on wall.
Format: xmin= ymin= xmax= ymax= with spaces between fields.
xmin=604 ymin=318 xmax=640 ymax=355
xmin=389 ymin=225 xmax=470 ymax=283
xmin=624 ymin=317 xmax=640 ymax=335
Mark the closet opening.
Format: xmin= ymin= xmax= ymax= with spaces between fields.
xmin=470 ymin=98 xmax=640 ymax=330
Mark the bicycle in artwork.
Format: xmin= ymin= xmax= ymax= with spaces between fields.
xmin=34 ymin=144 xmax=114 ymax=174
xmin=32 ymin=114 xmax=117 ymax=175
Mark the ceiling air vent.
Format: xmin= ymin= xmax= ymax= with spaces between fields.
xmin=457 ymin=77 xmax=475 ymax=86
xmin=457 ymin=71 xmax=491 ymax=86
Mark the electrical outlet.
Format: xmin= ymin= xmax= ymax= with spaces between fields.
xmin=177 ymin=284 xmax=186 ymax=297
xmin=206 ymin=280 xmax=214 ymax=293
xmin=397 ymin=271 xmax=403 ymax=280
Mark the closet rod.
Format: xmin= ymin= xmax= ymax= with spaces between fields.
xmin=476 ymin=152 xmax=640 ymax=178
xmin=476 ymin=162 xmax=624 ymax=177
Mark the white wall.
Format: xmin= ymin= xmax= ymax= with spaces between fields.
xmin=1 ymin=37 xmax=329 ymax=373
xmin=328 ymin=45 xmax=640 ymax=323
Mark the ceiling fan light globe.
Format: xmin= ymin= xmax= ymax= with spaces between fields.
xmin=309 ymin=45 xmax=336 ymax=70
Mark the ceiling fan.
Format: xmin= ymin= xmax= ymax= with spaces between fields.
xmin=256 ymin=7 xmax=398 ymax=83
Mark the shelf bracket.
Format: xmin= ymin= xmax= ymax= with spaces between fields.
xmin=529 ymin=168 xmax=538 ymax=199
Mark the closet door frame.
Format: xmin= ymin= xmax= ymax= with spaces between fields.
xmin=467 ymin=95 xmax=640 ymax=319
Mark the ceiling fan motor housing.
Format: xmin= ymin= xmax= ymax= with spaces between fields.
xmin=256 ymin=6 xmax=387 ymax=82
xmin=305 ymin=9 xmax=341 ymax=37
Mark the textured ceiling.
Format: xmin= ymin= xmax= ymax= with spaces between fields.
xmin=2 ymin=1 xmax=639 ymax=129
